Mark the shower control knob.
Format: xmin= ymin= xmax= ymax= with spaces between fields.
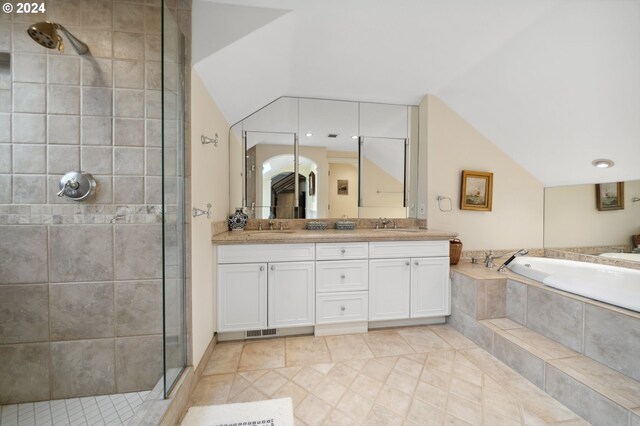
xmin=57 ymin=171 xmax=96 ymax=201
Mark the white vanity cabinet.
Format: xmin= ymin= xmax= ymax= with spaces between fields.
xmin=369 ymin=241 xmax=450 ymax=321
xmin=315 ymin=242 xmax=369 ymax=325
xmin=217 ymin=263 xmax=267 ymax=332
xmin=216 ymin=244 xmax=315 ymax=332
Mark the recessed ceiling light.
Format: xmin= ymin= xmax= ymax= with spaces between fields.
xmin=305 ymin=133 xmax=313 ymax=137
xmin=592 ymin=159 xmax=614 ymax=168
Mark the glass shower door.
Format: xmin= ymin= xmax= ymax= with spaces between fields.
xmin=161 ymin=3 xmax=187 ymax=396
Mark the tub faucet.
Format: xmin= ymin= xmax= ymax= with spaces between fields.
xmin=484 ymin=251 xmax=496 ymax=268
xmin=497 ymin=249 xmax=529 ymax=272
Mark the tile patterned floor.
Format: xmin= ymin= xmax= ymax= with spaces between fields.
xmin=0 ymin=391 xmax=152 ymax=426
xmin=188 ymin=325 xmax=589 ymax=426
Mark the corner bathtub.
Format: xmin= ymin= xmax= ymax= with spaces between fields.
xmin=507 ymin=256 xmax=640 ymax=312
xmin=600 ymin=252 xmax=640 ymax=262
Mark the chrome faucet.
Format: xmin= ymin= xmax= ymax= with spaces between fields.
xmin=381 ymin=218 xmax=390 ymax=229
xmin=484 ymin=249 xmax=529 ymax=270
xmin=268 ymin=221 xmax=274 ymax=230
xmin=497 ymin=249 xmax=529 ymax=272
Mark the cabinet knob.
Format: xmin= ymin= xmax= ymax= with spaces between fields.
xmin=340 ymin=305 xmax=346 ymax=312
xmin=405 ymin=261 xmax=410 ymax=266
xmin=340 ymin=274 xmax=346 ymax=279
xmin=340 ymin=248 xmax=346 ymax=255
xmin=259 ymin=266 xmax=264 ymax=271
xmin=414 ymin=261 xmax=419 ymax=266
xmin=271 ymin=265 xmax=275 ymax=271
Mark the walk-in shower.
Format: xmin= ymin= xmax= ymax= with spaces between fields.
xmin=0 ymin=2 xmax=190 ymax=425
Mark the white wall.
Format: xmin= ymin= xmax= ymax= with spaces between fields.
xmin=544 ymin=180 xmax=640 ymax=247
xmin=190 ymin=71 xmax=230 ymax=368
xmin=423 ymin=95 xmax=544 ymax=250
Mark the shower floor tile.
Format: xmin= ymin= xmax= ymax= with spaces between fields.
xmin=0 ymin=391 xmax=151 ymax=426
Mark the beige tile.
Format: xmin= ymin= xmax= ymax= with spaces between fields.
xmin=385 ymin=369 xmax=418 ymax=396
xmin=548 ymin=355 xmax=640 ymax=409
xmin=286 ymin=336 xmax=331 ymax=366
xmin=452 ymin=353 xmax=483 ymax=387
xmin=375 ymin=384 xmax=412 ymax=416
xmin=431 ymin=325 xmax=477 ymax=349
xmin=228 ymin=374 xmax=251 ymax=400
xmin=273 ymin=381 xmax=308 ymax=408
xmin=394 ymin=357 xmax=423 ymax=378
xmin=362 ymin=329 xmax=414 ymax=357
xmin=397 ymin=326 xmax=452 ymax=353
xmin=336 ymin=390 xmax=373 ymax=422
xmin=503 ymin=327 xmax=578 ymax=360
xmin=485 ymin=280 xmax=507 ymax=318
xmin=276 ymin=366 xmax=303 ymax=380
xmin=327 ymin=363 xmax=359 ymax=387
xmin=313 ymin=378 xmax=347 ymax=406
xmin=229 ymin=385 xmax=268 ymax=403
xmin=364 ymin=404 xmax=403 ymax=426
xmin=203 ymin=342 xmax=243 ymax=375
xmin=349 ymin=374 xmax=384 ymax=400
xmin=503 ymin=377 xmax=578 ymax=423
xmin=403 ymin=353 xmax=427 ymax=364
xmin=295 ymin=417 xmax=309 ymax=426
xmin=449 ymin=377 xmax=482 ymax=405
xmin=322 ymin=409 xmax=358 ymax=426
xmin=360 ymin=358 xmax=394 ymax=383
xmin=420 ymin=365 xmax=451 ymax=390
xmin=189 ymin=373 xmax=233 ymax=405
xmin=483 ymin=408 xmax=522 ymax=426
xmin=296 ymin=394 xmax=332 ymax=426
xmin=325 ymin=334 xmax=374 ymax=362
xmin=238 ymin=369 xmax=268 ymax=383
xmin=253 ymin=370 xmax=288 ymax=396
xmin=443 ymin=414 xmax=474 ymax=426
xmin=293 ymin=366 xmax=326 ymax=391
xmin=446 ymin=393 xmax=482 ymax=425
xmin=413 ymin=381 xmax=447 ymax=410
xmin=406 ymin=399 xmax=444 ymax=426
xmin=488 ymin=317 xmax=523 ymax=330
xmin=238 ymin=339 xmax=285 ymax=371
xmin=311 ymin=363 xmax=336 ymax=375
xmin=483 ymin=376 xmax=522 ymax=422
xmin=459 ymin=348 xmax=521 ymax=383
xmin=343 ymin=358 xmax=369 ymax=371
xmin=424 ymin=350 xmax=456 ymax=373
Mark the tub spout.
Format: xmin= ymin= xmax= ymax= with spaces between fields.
xmin=497 ymin=249 xmax=529 ymax=272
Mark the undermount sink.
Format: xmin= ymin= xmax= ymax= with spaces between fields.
xmin=372 ymin=228 xmax=422 ymax=232
xmin=246 ymin=230 xmax=296 ymax=235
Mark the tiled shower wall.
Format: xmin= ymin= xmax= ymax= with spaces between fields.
xmin=0 ymin=0 xmax=192 ymax=404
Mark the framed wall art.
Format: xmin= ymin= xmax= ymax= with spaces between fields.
xmin=596 ymin=182 xmax=624 ymax=211
xmin=460 ymin=170 xmax=493 ymax=211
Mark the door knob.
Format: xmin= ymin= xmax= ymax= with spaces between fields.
xmin=340 ymin=248 xmax=346 ymax=255
xmin=259 ymin=266 xmax=264 ymax=271
xmin=270 ymin=265 xmax=275 ymax=271
xmin=405 ymin=261 xmax=410 ymax=266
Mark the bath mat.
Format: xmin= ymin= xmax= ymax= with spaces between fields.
xmin=180 ymin=398 xmax=294 ymax=426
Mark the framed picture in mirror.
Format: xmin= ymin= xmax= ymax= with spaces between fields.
xmin=596 ymin=182 xmax=624 ymax=211
xmin=460 ymin=170 xmax=493 ymax=211
xmin=309 ymin=171 xmax=316 ymax=196
xmin=337 ymin=180 xmax=349 ymax=195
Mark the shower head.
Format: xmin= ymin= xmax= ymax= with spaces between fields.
xmin=27 ymin=22 xmax=89 ymax=55
xmin=517 ymin=249 xmax=529 ymax=256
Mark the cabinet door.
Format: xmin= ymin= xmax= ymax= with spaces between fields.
xmin=369 ymin=259 xmax=410 ymax=320
xmin=268 ymin=261 xmax=315 ymax=328
xmin=217 ymin=263 xmax=267 ymax=332
xmin=411 ymin=257 xmax=450 ymax=318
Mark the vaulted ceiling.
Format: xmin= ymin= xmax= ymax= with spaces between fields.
xmin=192 ymin=0 xmax=640 ymax=187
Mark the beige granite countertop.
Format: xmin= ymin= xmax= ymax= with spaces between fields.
xmin=211 ymin=227 xmax=458 ymax=244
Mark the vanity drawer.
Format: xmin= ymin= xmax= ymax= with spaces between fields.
xmin=369 ymin=241 xmax=448 ymax=259
xmin=217 ymin=243 xmax=315 ymax=264
xmin=316 ymin=242 xmax=369 ymax=260
xmin=316 ymin=260 xmax=368 ymax=292
xmin=316 ymin=291 xmax=368 ymax=324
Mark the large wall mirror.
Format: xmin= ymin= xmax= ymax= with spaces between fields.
xmin=544 ymin=179 xmax=640 ymax=262
xmin=229 ymin=97 xmax=419 ymax=219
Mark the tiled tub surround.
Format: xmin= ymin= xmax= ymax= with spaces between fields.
xmin=0 ymin=0 xmax=192 ymax=405
xmin=449 ymin=263 xmax=640 ymax=426
xmin=546 ymin=247 xmax=640 ymax=271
